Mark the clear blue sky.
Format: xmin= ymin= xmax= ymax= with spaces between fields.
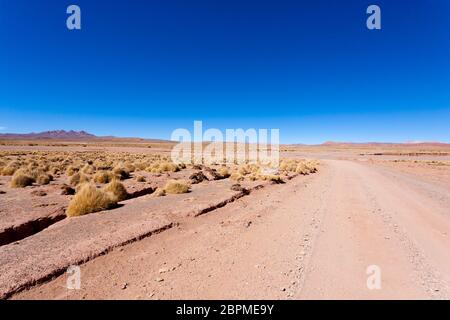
xmin=1 ymin=0 xmax=449 ymax=144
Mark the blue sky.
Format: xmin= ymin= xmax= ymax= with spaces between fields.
xmin=1 ymin=0 xmax=449 ymax=144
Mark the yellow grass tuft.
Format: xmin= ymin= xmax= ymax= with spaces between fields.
xmin=112 ymin=166 xmax=130 ymax=180
xmin=36 ymin=174 xmax=53 ymax=185
xmin=230 ymin=172 xmax=244 ymax=182
xmin=103 ymin=180 xmax=128 ymax=201
xmin=66 ymin=183 xmax=117 ymax=217
xmin=136 ymin=176 xmax=146 ymax=182
xmin=10 ymin=172 xmax=35 ymax=188
xmin=217 ymin=166 xmax=231 ymax=178
xmin=69 ymin=172 xmax=91 ymax=186
xmin=66 ymin=166 xmax=79 ymax=177
xmin=93 ymin=171 xmax=114 ymax=184
xmin=163 ymin=179 xmax=190 ymax=194
xmin=153 ymin=187 xmax=166 ymax=197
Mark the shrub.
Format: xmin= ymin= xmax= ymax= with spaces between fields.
xmin=112 ymin=166 xmax=130 ymax=180
xmin=81 ymin=164 xmax=95 ymax=175
xmin=163 ymin=180 xmax=190 ymax=194
xmin=230 ymin=172 xmax=244 ymax=182
xmin=103 ymin=180 xmax=128 ymax=201
xmin=10 ymin=172 xmax=35 ymax=188
xmin=66 ymin=183 xmax=117 ymax=217
xmin=66 ymin=166 xmax=79 ymax=177
xmin=69 ymin=173 xmax=90 ymax=186
xmin=93 ymin=171 xmax=114 ymax=184
xmin=217 ymin=166 xmax=231 ymax=178
xmin=259 ymin=174 xmax=284 ymax=184
xmin=36 ymin=174 xmax=53 ymax=185
xmin=1 ymin=164 xmax=18 ymax=176
xmin=147 ymin=162 xmax=180 ymax=173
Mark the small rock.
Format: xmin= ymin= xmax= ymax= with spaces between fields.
xmin=155 ymin=277 xmax=164 ymax=282
xmin=158 ymin=268 xmax=169 ymax=274
xmin=31 ymin=190 xmax=47 ymax=197
xmin=121 ymin=283 xmax=128 ymax=290
xmin=61 ymin=184 xmax=75 ymax=195
xmin=281 ymin=287 xmax=286 ymax=292
xmin=189 ymin=171 xmax=208 ymax=184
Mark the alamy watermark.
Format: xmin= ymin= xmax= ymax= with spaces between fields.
xmin=366 ymin=265 xmax=382 ymax=290
xmin=66 ymin=265 xmax=81 ymax=290
xmin=170 ymin=121 xmax=280 ymax=168
xmin=65 ymin=4 xmax=381 ymax=31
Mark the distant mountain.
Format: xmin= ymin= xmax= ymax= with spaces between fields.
xmin=0 ymin=130 xmax=97 ymax=140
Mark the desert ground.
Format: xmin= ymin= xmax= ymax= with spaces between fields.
xmin=0 ymin=139 xmax=449 ymax=300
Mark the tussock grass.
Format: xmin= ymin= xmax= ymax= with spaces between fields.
xmin=217 ymin=166 xmax=231 ymax=178
xmin=146 ymin=161 xmax=180 ymax=173
xmin=112 ymin=165 xmax=130 ymax=180
xmin=93 ymin=171 xmax=114 ymax=184
xmin=1 ymin=162 xmax=19 ymax=176
xmin=136 ymin=175 xmax=146 ymax=182
xmin=36 ymin=173 xmax=53 ymax=185
xmin=66 ymin=183 xmax=117 ymax=217
xmin=66 ymin=166 xmax=79 ymax=177
xmin=163 ymin=179 xmax=190 ymax=194
xmin=69 ymin=172 xmax=91 ymax=186
xmin=230 ymin=172 xmax=244 ymax=182
xmin=10 ymin=171 xmax=34 ymax=188
xmin=103 ymin=180 xmax=128 ymax=201
xmin=153 ymin=187 xmax=166 ymax=197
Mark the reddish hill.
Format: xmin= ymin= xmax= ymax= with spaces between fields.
xmin=0 ymin=130 xmax=96 ymax=140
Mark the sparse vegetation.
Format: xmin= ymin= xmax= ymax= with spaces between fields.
xmin=104 ymin=180 xmax=128 ymax=201
xmin=153 ymin=187 xmax=166 ymax=197
xmin=10 ymin=171 xmax=34 ymax=188
xmin=66 ymin=183 xmax=117 ymax=217
xmin=93 ymin=171 xmax=114 ymax=184
xmin=164 ymin=180 xmax=190 ymax=194
xmin=136 ymin=176 xmax=146 ymax=182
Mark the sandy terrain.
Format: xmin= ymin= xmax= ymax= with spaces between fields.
xmin=10 ymin=155 xmax=450 ymax=300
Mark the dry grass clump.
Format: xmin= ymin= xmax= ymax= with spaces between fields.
xmin=93 ymin=171 xmax=114 ymax=184
xmin=66 ymin=183 xmax=118 ymax=217
xmin=1 ymin=161 xmax=20 ymax=176
xmin=81 ymin=164 xmax=95 ymax=175
xmin=10 ymin=171 xmax=34 ymax=188
xmin=217 ymin=166 xmax=231 ymax=178
xmin=69 ymin=172 xmax=91 ymax=186
xmin=153 ymin=187 xmax=166 ymax=197
xmin=278 ymin=159 xmax=319 ymax=175
xmin=136 ymin=176 xmax=146 ymax=182
xmin=146 ymin=161 xmax=180 ymax=173
xmin=36 ymin=173 xmax=53 ymax=185
xmin=295 ymin=161 xmax=318 ymax=175
xmin=230 ymin=172 xmax=244 ymax=182
xmin=112 ymin=165 xmax=130 ymax=180
xmin=258 ymin=174 xmax=284 ymax=183
xmin=163 ymin=179 xmax=190 ymax=194
xmin=66 ymin=165 xmax=79 ymax=176
xmin=103 ymin=180 xmax=128 ymax=201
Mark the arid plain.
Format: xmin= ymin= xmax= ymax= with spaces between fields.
xmin=0 ymin=135 xmax=449 ymax=300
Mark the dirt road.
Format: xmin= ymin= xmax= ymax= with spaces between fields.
xmin=14 ymin=160 xmax=450 ymax=299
